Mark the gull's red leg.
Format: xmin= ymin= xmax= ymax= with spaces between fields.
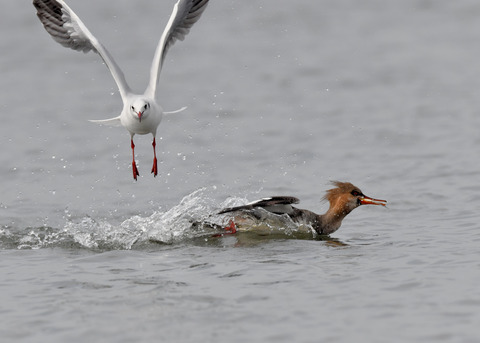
xmin=131 ymin=138 xmax=139 ymax=180
xmin=151 ymin=137 xmax=158 ymax=177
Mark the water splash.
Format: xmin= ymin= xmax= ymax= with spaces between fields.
xmin=0 ymin=189 xmax=223 ymax=250
xmin=122 ymin=188 xmax=219 ymax=244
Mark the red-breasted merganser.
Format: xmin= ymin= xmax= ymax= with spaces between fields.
xmin=218 ymin=181 xmax=386 ymax=235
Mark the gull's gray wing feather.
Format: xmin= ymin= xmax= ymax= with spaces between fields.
xmin=33 ymin=0 xmax=131 ymax=101
xmin=145 ymin=0 xmax=209 ymax=99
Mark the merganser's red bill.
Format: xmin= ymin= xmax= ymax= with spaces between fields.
xmin=359 ymin=196 xmax=387 ymax=206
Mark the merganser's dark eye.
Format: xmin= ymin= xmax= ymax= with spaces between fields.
xmin=351 ymin=190 xmax=362 ymax=197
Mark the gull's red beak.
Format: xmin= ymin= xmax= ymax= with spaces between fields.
xmin=137 ymin=112 xmax=142 ymax=122
xmin=359 ymin=195 xmax=387 ymax=206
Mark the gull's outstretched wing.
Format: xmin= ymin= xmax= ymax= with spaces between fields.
xmin=219 ymin=197 xmax=300 ymax=215
xmin=33 ymin=0 xmax=131 ymax=102
xmin=164 ymin=106 xmax=187 ymax=115
xmin=145 ymin=0 xmax=209 ymax=99
xmin=89 ymin=116 xmax=122 ymax=127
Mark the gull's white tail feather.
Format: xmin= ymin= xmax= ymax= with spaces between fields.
xmin=89 ymin=116 xmax=122 ymax=127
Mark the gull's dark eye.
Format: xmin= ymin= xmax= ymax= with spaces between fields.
xmin=144 ymin=104 xmax=148 ymax=109
xmin=351 ymin=190 xmax=362 ymax=197
xmin=131 ymin=106 xmax=135 ymax=111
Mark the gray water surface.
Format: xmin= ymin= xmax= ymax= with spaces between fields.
xmin=1 ymin=0 xmax=480 ymax=342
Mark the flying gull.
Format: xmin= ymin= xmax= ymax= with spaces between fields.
xmin=33 ymin=0 xmax=209 ymax=180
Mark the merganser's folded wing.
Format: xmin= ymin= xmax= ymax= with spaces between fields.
xmin=219 ymin=196 xmax=300 ymax=215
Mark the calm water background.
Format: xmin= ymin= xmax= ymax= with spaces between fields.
xmin=1 ymin=0 xmax=480 ymax=342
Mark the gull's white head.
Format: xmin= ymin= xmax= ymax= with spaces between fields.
xmin=130 ymin=99 xmax=151 ymax=122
